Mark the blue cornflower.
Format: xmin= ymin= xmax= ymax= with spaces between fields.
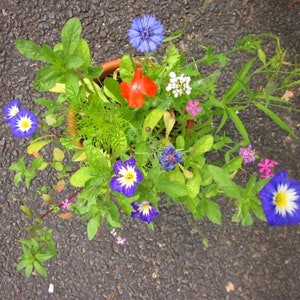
xmin=159 ymin=146 xmax=183 ymax=170
xmin=109 ymin=157 xmax=144 ymax=197
xmin=131 ymin=201 xmax=159 ymax=223
xmin=3 ymin=99 xmax=21 ymax=123
xmin=128 ymin=15 xmax=164 ymax=52
xmin=10 ymin=109 xmax=38 ymax=138
xmin=259 ymin=171 xmax=300 ymax=226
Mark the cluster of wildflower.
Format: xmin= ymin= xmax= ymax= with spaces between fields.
xmin=239 ymin=144 xmax=256 ymax=164
xmin=166 ymin=72 xmax=192 ymax=98
xmin=110 ymin=229 xmax=127 ymax=246
xmin=3 ymin=99 xmax=38 ymax=138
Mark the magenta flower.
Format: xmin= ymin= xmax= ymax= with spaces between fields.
xmin=239 ymin=144 xmax=256 ymax=164
xmin=185 ymin=100 xmax=202 ymax=116
xmin=258 ymin=158 xmax=279 ymax=178
xmin=61 ymin=198 xmax=72 ymax=210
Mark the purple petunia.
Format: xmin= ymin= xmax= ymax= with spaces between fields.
xmin=259 ymin=171 xmax=300 ymax=226
xmin=109 ymin=157 xmax=144 ymax=197
xmin=131 ymin=201 xmax=159 ymax=223
xmin=9 ymin=109 xmax=38 ymax=138
xmin=158 ymin=146 xmax=183 ymax=170
xmin=128 ymin=15 xmax=164 ymax=52
xmin=3 ymin=99 xmax=21 ymax=123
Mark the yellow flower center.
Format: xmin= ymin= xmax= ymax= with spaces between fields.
xmin=275 ymin=192 xmax=287 ymax=207
xmin=125 ymin=171 xmax=134 ymax=182
xmin=21 ymin=120 xmax=30 ymax=129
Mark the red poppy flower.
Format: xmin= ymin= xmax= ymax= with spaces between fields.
xmin=120 ymin=67 xmax=158 ymax=108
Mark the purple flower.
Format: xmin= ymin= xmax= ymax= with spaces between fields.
xmin=3 ymin=99 xmax=21 ymax=123
xmin=259 ymin=171 xmax=300 ymax=226
xmin=61 ymin=198 xmax=72 ymax=210
xmin=115 ymin=236 xmax=127 ymax=246
xmin=131 ymin=201 xmax=159 ymax=223
xmin=9 ymin=109 xmax=38 ymax=138
xmin=258 ymin=158 xmax=279 ymax=179
xmin=158 ymin=146 xmax=183 ymax=170
xmin=128 ymin=15 xmax=164 ymax=52
xmin=185 ymin=100 xmax=202 ymax=117
xmin=239 ymin=144 xmax=256 ymax=164
xmin=109 ymin=157 xmax=143 ymax=197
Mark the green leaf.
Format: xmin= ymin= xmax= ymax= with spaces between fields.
xmin=34 ymin=66 xmax=65 ymax=92
xmin=87 ymin=216 xmax=100 ymax=240
xmin=120 ymin=54 xmax=136 ymax=81
xmin=74 ymin=38 xmax=90 ymax=70
xmin=205 ymin=200 xmax=222 ymax=225
xmin=142 ymin=109 xmax=164 ymax=140
xmin=207 ymin=165 xmax=242 ymax=199
xmin=104 ymin=77 xmax=124 ymax=103
xmin=225 ymin=107 xmax=250 ymax=143
xmin=157 ymin=172 xmax=188 ymax=197
xmin=190 ymin=134 xmax=214 ymax=157
xmin=27 ymin=139 xmax=53 ymax=154
xmin=16 ymin=259 xmax=28 ymax=272
xmin=61 ymin=17 xmax=82 ymax=56
xmin=53 ymin=147 xmax=65 ymax=162
xmin=25 ymin=263 xmax=33 ymax=278
xmin=33 ymin=260 xmax=48 ymax=278
xmin=186 ymin=172 xmax=202 ymax=199
xmin=15 ymin=39 xmax=49 ymax=62
xmin=20 ymin=205 xmax=33 ymax=217
xmin=65 ymin=54 xmax=83 ymax=69
xmin=70 ymin=167 xmax=97 ymax=187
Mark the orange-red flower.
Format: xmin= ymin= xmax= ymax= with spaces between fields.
xmin=120 ymin=67 xmax=158 ymax=108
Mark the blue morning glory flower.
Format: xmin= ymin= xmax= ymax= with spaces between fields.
xmin=128 ymin=15 xmax=164 ymax=52
xmin=3 ymin=99 xmax=21 ymax=123
xmin=131 ymin=201 xmax=159 ymax=223
xmin=259 ymin=171 xmax=300 ymax=226
xmin=10 ymin=109 xmax=38 ymax=138
xmin=158 ymin=146 xmax=183 ymax=170
xmin=109 ymin=157 xmax=144 ymax=197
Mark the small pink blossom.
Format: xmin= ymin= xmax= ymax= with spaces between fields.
xmin=61 ymin=198 xmax=72 ymax=210
xmin=257 ymin=158 xmax=279 ymax=178
xmin=185 ymin=100 xmax=202 ymax=117
xmin=239 ymin=144 xmax=256 ymax=164
xmin=115 ymin=236 xmax=127 ymax=246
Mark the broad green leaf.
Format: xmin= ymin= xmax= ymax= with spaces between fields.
xmin=27 ymin=139 xmax=53 ymax=154
xmin=34 ymin=66 xmax=65 ymax=92
xmin=53 ymin=147 xmax=64 ymax=162
xmin=120 ymin=54 xmax=136 ymax=81
xmin=70 ymin=167 xmax=96 ymax=187
xmin=176 ymin=135 xmax=185 ymax=149
xmin=87 ymin=216 xmax=100 ymax=240
xmin=142 ymin=109 xmax=164 ymax=140
xmin=61 ymin=17 xmax=82 ymax=55
xmin=186 ymin=172 xmax=202 ymax=198
xmin=65 ymin=54 xmax=83 ymax=69
xmin=74 ymin=38 xmax=90 ymax=70
xmin=207 ymin=165 xmax=242 ymax=199
xmin=205 ymin=200 xmax=222 ymax=225
xmin=191 ymin=134 xmax=213 ymax=157
xmin=104 ymin=77 xmax=125 ymax=103
xmin=15 ymin=39 xmax=49 ymax=62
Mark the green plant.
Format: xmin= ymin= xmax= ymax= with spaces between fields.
xmin=4 ymin=16 xmax=300 ymax=277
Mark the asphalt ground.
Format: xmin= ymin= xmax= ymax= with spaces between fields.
xmin=1 ymin=0 xmax=300 ymax=299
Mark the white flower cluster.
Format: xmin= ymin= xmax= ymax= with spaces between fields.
xmin=166 ymin=72 xmax=192 ymax=98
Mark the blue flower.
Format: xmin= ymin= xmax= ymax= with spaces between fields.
xmin=158 ymin=146 xmax=183 ymax=170
xmin=131 ymin=201 xmax=159 ymax=223
xmin=259 ymin=171 xmax=300 ymax=226
xmin=109 ymin=157 xmax=143 ymax=197
xmin=10 ymin=109 xmax=38 ymax=138
xmin=128 ymin=15 xmax=164 ymax=52
xmin=3 ymin=99 xmax=21 ymax=123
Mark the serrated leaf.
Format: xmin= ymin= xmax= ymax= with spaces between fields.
xmin=61 ymin=17 xmax=82 ymax=55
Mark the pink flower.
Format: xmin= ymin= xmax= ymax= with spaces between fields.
xmin=185 ymin=100 xmax=202 ymax=117
xmin=61 ymin=198 xmax=72 ymax=210
xmin=257 ymin=158 xmax=279 ymax=178
xmin=239 ymin=144 xmax=256 ymax=164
